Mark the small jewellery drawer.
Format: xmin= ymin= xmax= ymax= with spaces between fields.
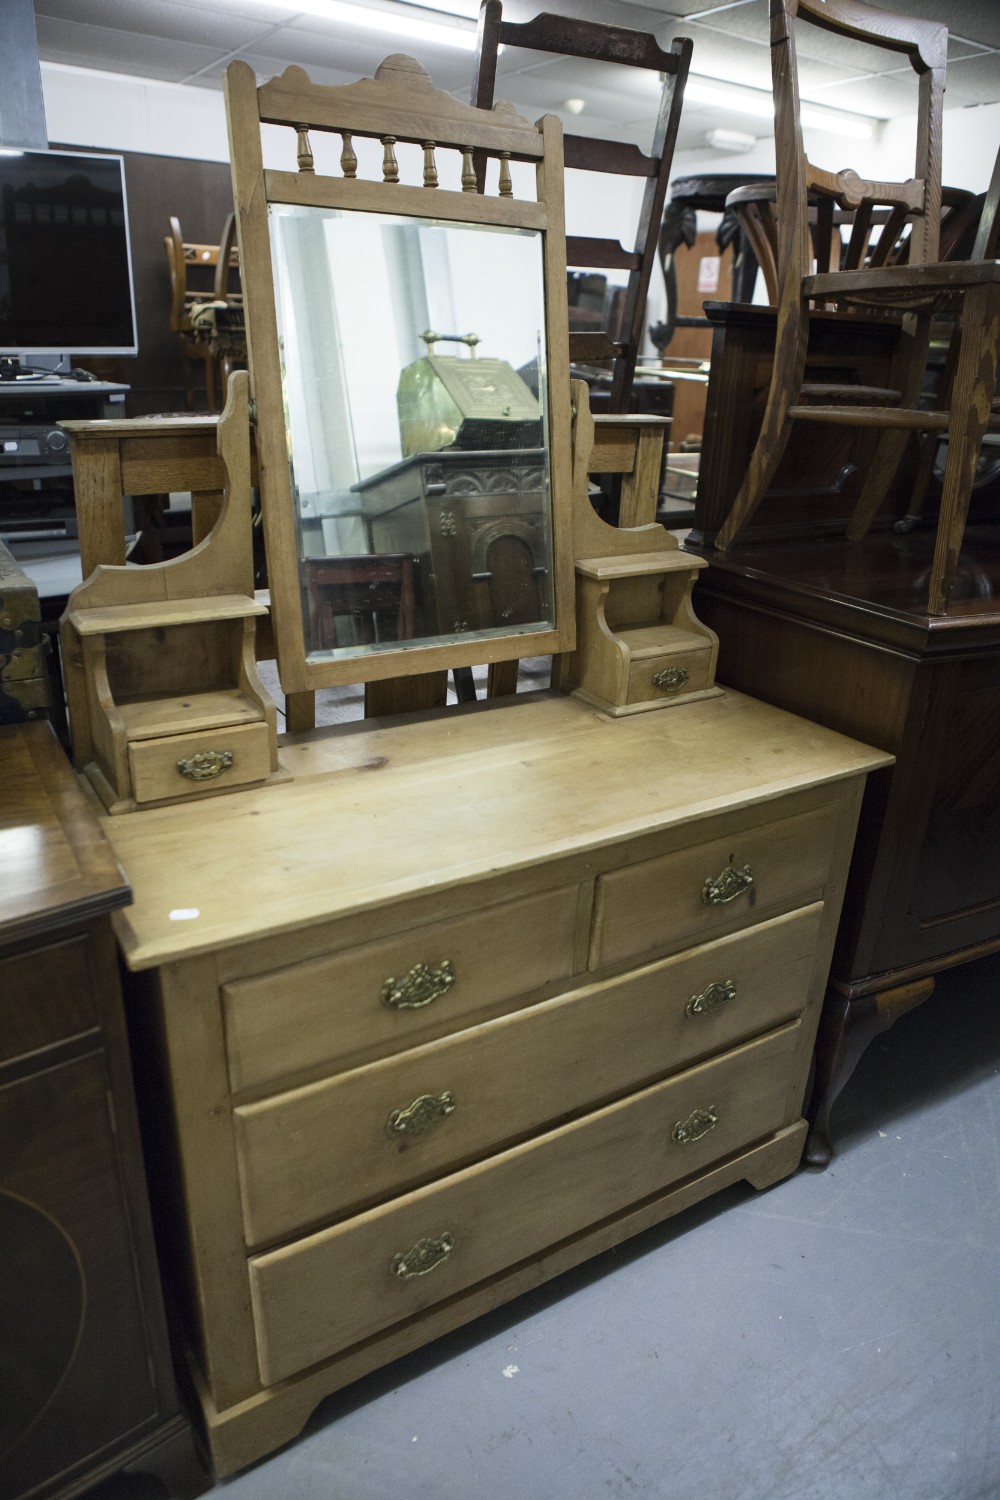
xmin=626 ymin=640 xmax=714 ymax=706
xmin=248 ymin=1020 xmax=801 ymax=1385
xmin=234 ymin=904 xmax=822 ymax=1245
xmin=592 ymin=801 xmax=837 ymax=969
xmin=128 ymin=721 xmax=272 ymax=805
xmin=0 ymin=936 xmax=98 ymax=1066
xmin=223 ymin=884 xmax=586 ymax=1093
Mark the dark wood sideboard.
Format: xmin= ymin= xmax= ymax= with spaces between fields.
xmin=0 ymin=721 xmax=207 ymax=1499
xmin=688 ymin=302 xmax=1000 ymax=1162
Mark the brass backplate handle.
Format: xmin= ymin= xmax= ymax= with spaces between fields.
xmin=386 ymin=1091 xmax=456 ymax=1139
xmin=176 ymin=749 xmax=234 ymax=781
xmin=672 ymin=1106 xmax=719 ymax=1145
xmin=652 ymin=666 xmax=689 ymax=694
xmin=391 ymin=1232 xmax=455 ymax=1279
xmin=702 ymin=862 xmax=754 ymax=906
xmin=382 ymin=959 xmax=455 ymax=1010
xmin=685 ymin=979 xmax=736 ymax=1018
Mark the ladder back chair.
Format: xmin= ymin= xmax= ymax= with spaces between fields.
xmin=713 ymin=0 xmax=1000 ymax=616
xmin=471 ymin=0 xmax=692 ymax=412
xmin=165 ymin=212 xmax=244 ymax=412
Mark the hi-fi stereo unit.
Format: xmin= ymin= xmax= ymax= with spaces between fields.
xmin=0 ymin=425 xmax=70 ymax=466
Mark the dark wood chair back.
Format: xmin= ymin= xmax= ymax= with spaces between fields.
xmin=769 ymin=0 xmax=947 ymax=293
xmin=164 ymin=214 xmax=240 ymax=334
xmin=471 ymin=0 xmax=691 ymax=411
xmin=164 ymin=213 xmax=243 ymax=411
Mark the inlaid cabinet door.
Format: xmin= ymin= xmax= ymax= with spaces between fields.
xmin=0 ymin=1051 xmax=159 ymax=1498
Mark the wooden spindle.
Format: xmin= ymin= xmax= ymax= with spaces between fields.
xmin=423 ymin=142 xmax=439 ymax=188
xmin=461 ymin=147 xmax=477 ymax=193
xmin=295 ymin=126 xmax=314 ymax=174
xmin=382 ymin=136 xmax=399 ymax=184
xmin=340 ymin=133 xmax=358 ymax=179
xmin=498 ymin=152 xmax=513 ymax=199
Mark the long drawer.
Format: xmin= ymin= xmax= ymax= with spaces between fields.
xmin=234 ymin=905 xmax=822 ymax=1245
xmin=248 ymin=1020 xmax=802 ymax=1386
xmin=591 ymin=801 xmax=837 ymax=969
xmin=223 ymin=883 xmax=586 ymax=1092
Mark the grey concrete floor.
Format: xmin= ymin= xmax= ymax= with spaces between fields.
xmin=172 ymin=950 xmax=999 ymax=1500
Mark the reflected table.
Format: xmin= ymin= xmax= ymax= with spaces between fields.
xmin=353 ymin=448 xmax=552 ymax=639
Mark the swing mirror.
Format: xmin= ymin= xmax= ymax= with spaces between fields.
xmin=226 ymin=56 xmax=575 ymax=695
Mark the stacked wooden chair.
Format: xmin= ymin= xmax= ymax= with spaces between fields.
xmin=713 ymin=0 xmax=1000 ymax=617
xmin=165 ymin=212 xmax=246 ymax=411
xmin=471 ymin=0 xmax=691 ymax=414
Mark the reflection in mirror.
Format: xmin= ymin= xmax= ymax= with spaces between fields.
xmin=268 ymin=204 xmax=555 ymax=662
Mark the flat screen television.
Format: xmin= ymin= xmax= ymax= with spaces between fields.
xmin=0 ymin=147 xmax=138 ymax=359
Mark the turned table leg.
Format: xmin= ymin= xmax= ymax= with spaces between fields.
xmin=804 ymin=976 xmax=935 ymax=1167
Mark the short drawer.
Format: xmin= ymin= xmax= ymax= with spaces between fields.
xmin=223 ymin=884 xmax=587 ymax=1093
xmin=592 ymin=801 xmax=837 ymax=969
xmin=0 ymin=936 xmax=98 ymax=1066
xmin=129 ymin=720 xmax=271 ymax=805
xmin=248 ymin=1019 xmax=802 ymax=1385
xmin=234 ymin=904 xmax=822 ymax=1245
xmin=626 ymin=640 xmax=714 ymax=706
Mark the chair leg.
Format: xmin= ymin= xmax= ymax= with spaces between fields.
xmin=845 ymin=427 xmax=914 ymax=540
xmin=927 ymin=283 xmax=1000 ymax=614
xmin=847 ymin=315 xmax=931 ymax=541
xmin=894 ymin=319 xmax=962 ymax=533
xmin=714 ymin=304 xmax=808 ymax=551
xmin=204 ymin=353 xmax=218 ymax=414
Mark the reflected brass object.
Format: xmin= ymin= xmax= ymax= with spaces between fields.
xmin=386 ymin=1090 xmax=456 ymax=1138
xmin=381 ymin=958 xmax=455 ymax=1010
xmin=672 ymin=1106 xmax=719 ymax=1144
xmin=685 ymin=979 xmax=737 ymax=1018
xmin=391 ymin=1232 xmax=455 ymax=1279
xmin=702 ymin=862 xmax=754 ymax=905
xmin=652 ymin=666 xmax=689 ymax=694
xmin=176 ymin=749 xmax=234 ymax=782
xmin=397 ymin=331 xmax=541 ymax=456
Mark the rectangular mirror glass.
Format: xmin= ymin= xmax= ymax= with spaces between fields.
xmin=269 ymin=203 xmax=555 ymax=663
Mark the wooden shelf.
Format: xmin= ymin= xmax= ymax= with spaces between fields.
xmin=576 ymin=550 xmax=707 ymax=581
xmin=66 ymin=593 xmax=268 ymax=636
xmin=616 ymin=622 xmax=705 ymax=655
xmin=118 ymin=689 xmax=266 ymax=741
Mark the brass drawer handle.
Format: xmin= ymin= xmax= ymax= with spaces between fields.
xmin=702 ymin=862 xmax=754 ymax=906
xmin=386 ymin=1091 xmax=456 ymax=1139
xmin=176 ymin=749 xmax=234 ymax=781
xmin=652 ymin=666 xmax=689 ymax=694
xmin=685 ymin=979 xmax=736 ymax=1018
xmin=672 ymin=1106 xmax=718 ymax=1145
xmin=391 ymin=1232 xmax=455 ymax=1279
xmin=382 ymin=959 xmax=455 ymax=1010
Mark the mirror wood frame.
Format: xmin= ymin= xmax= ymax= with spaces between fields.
xmin=225 ymin=54 xmax=577 ymax=695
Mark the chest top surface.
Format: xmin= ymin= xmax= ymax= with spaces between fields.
xmin=101 ymin=691 xmax=889 ymax=971
xmin=0 ymin=721 xmax=130 ymax=945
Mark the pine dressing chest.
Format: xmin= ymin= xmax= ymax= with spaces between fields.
xmin=101 ymin=688 xmax=888 ymax=1474
xmin=59 ymin=53 xmax=890 ymax=1477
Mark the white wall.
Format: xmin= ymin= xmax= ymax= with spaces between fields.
xmin=41 ymin=62 xmax=231 ymax=161
xmin=881 ymin=101 xmax=1000 ymax=191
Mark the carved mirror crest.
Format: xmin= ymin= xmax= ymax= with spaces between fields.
xmin=225 ymin=54 xmax=575 ymax=693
